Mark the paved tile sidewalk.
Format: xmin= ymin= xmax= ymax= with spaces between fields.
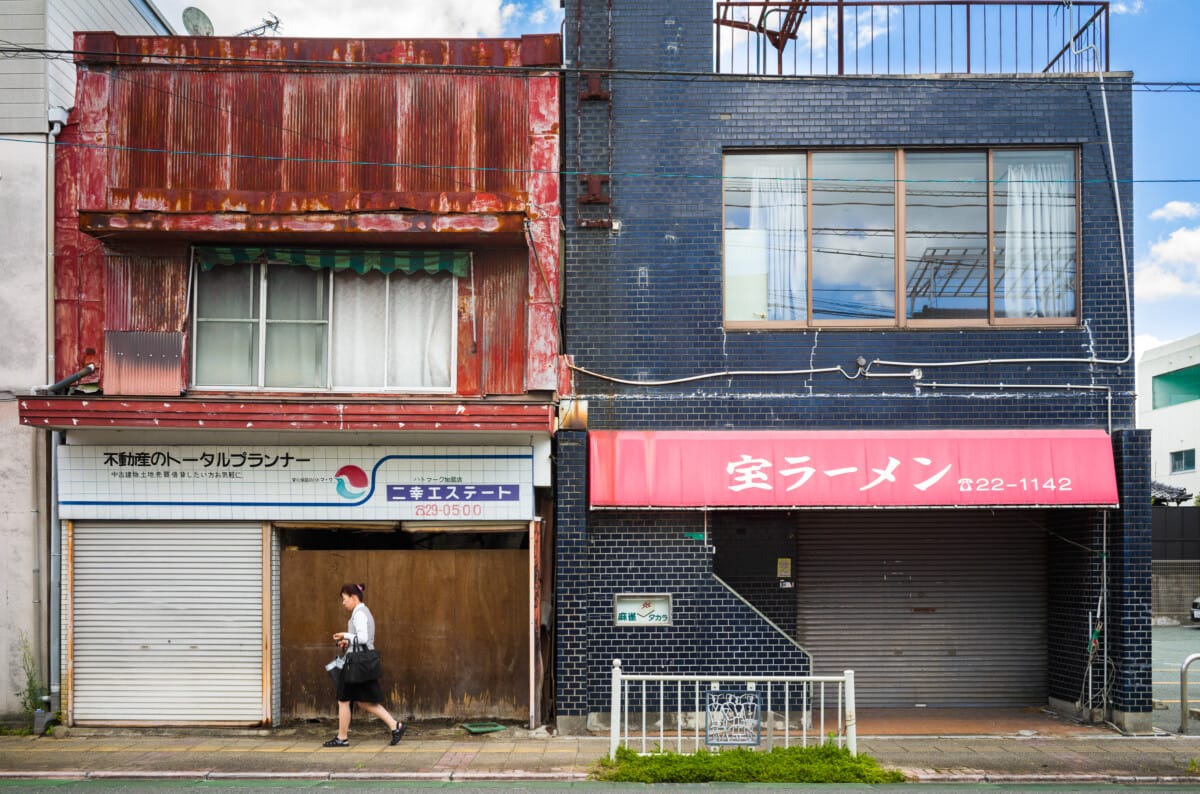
xmin=3 ymin=723 xmax=1200 ymax=783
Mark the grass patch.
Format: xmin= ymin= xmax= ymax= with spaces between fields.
xmin=594 ymin=743 xmax=906 ymax=784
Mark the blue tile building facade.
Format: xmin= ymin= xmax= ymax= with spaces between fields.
xmin=555 ymin=0 xmax=1149 ymax=734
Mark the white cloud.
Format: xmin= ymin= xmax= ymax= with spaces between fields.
xmin=1151 ymin=201 xmax=1200 ymax=222
xmin=158 ymin=0 xmax=560 ymax=39
xmin=1110 ymin=1 xmax=1144 ymax=14
xmin=1136 ymin=333 xmax=1165 ymax=363
xmin=1136 ymin=226 xmax=1200 ymax=300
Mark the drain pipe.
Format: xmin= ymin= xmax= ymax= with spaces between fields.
xmin=43 ymin=106 xmax=69 ymax=713
xmin=38 ymin=364 xmax=95 ymax=396
xmin=47 ymin=430 xmax=61 ymax=712
xmin=38 ymin=363 xmax=93 ymax=710
xmin=1102 ymin=510 xmax=1109 ymax=720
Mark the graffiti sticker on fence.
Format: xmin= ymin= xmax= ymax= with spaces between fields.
xmin=705 ymin=691 xmax=761 ymax=746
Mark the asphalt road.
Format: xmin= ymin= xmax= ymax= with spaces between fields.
xmin=0 ymin=785 xmax=1197 ymax=793
xmin=1153 ymin=623 xmax=1200 ymax=735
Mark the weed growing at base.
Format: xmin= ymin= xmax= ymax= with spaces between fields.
xmin=595 ymin=743 xmax=905 ymax=784
xmin=16 ymin=631 xmax=45 ymax=728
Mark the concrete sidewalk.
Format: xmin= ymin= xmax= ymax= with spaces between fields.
xmin=3 ymin=721 xmax=1200 ymax=784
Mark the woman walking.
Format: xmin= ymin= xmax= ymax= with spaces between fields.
xmin=324 ymin=582 xmax=406 ymax=747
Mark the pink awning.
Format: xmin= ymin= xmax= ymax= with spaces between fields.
xmin=589 ymin=429 xmax=1118 ymax=509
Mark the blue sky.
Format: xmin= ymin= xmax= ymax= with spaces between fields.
xmin=152 ymin=0 xmax=1198 ymax=360
xmin=1110 ymin=0 xmax=1200 ymax=359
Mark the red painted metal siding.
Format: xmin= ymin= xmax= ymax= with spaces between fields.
xmin=477 ymin=249 xmax=528 ymax=395
xmin=50 ymin=33 xmax=562 ymax=405
xmin=53 ymin=121 xmax=104 ymax=384
xmin=104 ymin=252 xmax=190 ymax=332
xmin=96 ymin=70 xmax=531 ymax=202
xmin=19 ymin=398 xmax=555 ymax=433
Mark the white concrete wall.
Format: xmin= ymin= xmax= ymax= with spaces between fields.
xmin=0 ymin=0 xmax=169 ymax=723
xmin=1138 ymin=334 xmax=1200 ymax=501
xmin=0 ymin=135 xmax=48 ymax=719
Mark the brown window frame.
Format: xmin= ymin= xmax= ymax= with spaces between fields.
xmin=722 ymin=147 xmax=1082 ymax=330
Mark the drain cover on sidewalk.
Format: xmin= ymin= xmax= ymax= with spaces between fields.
xmin=461 ymin=722 xmax=506 ymax=734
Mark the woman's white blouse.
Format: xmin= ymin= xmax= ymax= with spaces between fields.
xmin=346 ymin=603 xmax=376 ymax=649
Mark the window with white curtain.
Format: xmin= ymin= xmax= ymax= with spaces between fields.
xmin=723 ymin=148 xmax=1078 ymax=327
xmin=194 ymin=260 xmax=456 ymax=391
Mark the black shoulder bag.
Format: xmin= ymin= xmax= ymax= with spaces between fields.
xmin=342 ymin=639 xmax=382 ymax=684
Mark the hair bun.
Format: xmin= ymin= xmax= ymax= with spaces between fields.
xmin=357 ymin=583 xmax=366 ymax=593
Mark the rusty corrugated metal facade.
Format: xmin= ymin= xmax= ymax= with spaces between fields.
xmin=36 ymin=32 xmax=561 ymax=428
xmin=105 ymin=71 xmax=531 ymax=199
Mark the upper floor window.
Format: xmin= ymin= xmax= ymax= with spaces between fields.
xmin=1171 ymin=449 xmax=1196 ymax=474
xmin=723 ymin=148 xmax=1079 ymax=327
xmin=1152 ymin=363 xmax=1200 ymax=410
xmin=192 ymin=248 xmax=465 ymax=392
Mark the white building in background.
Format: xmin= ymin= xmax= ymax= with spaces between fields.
xmin=1139 ymin=333 xmax=1200 ymax=501
xmin=0 ymin=0 xmax=172 ymax=719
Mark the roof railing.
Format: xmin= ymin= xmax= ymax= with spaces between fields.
xmin=715 ymin=1 xmax=1109 ymax=76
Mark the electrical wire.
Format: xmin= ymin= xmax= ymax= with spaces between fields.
xmin=1 ymin=40 xmax=1198 ymax=91
xmin=0 ymin=135 xmax=1192 ymax=186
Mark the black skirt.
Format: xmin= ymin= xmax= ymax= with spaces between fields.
xmin=336 ymin=674 xmax=384 ymax=704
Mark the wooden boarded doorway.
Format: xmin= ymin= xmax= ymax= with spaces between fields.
xmin=281 ymin=547 xmax=527 ymax=721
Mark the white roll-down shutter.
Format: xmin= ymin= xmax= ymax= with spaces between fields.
xmin=71 ymin=522 xmax=264 ymax=724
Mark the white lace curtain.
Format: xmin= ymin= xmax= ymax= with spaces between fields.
xmin=751 ymin=164 xmax=808 ymax=321
xmin=1000 ymin=160 xmax=1075 ymax=318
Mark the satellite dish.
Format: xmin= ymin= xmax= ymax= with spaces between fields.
xmin=182 ymin=6 xmax=215 ymax=36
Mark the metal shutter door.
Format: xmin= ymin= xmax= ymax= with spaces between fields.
xmin=795 ymin=511 xmax=1046 ymax=707
xmin=72 ymin=522 xmax=263 ymax=724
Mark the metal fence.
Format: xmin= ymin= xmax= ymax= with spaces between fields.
xmin=715 ymin=1 xmax=1109 ymax=76
xmin=608 ymin=659 xmax=857 ymax=758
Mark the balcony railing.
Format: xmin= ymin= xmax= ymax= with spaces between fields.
xmin=715 ymin=0 xmax=1109 ymax=76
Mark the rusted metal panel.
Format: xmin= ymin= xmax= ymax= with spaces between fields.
xmin=104 ymin=189 xmax=527 ymax=215
xmin=477 ymin=249 xmax=527 ymax=396
xmin=61 ymin=32 xmax=562 ymax=399
xmin=524 ymin=75 xmax=562 ymax=393
xmin=520 ymin=34 xmax=562 ymax=66
xmin=167 ymin=73 xmax=229 ymax=191
xmin=76 ymin=32 xmax=561 ymax=69
xmin=345 ymin=73 xmax=398 ymax=192
xmin=104 ymin=253 xmax=190 ymax=331
xmin=55 ymin=99 xmax=108 ymax=384
xmin=18 ymin=397 xmax=556 ymax=433
xmin=78 ymin=210 xmax=527 ymax=243
xmin=109 ymin=70 xmax=172 ymax=193
xmin=73 ymin=68 xmax=113 ymax=214
xmin=96 ymin=69 xmax=534 ymax=202
xmin=229 ymin=72 xmax=283 ymax=192
xmin=456 ymin=266 xmax=482 ymax=396
xmin=281 ymin=76 xmax=339 ymax=193
xmin=54 ymin=123 xmax=84 ymax=383
xmin=103 ymin=331 xmax=183 ymax=396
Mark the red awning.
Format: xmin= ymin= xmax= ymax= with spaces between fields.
xmin=589 ymin=430 xmax=1118 ymax=509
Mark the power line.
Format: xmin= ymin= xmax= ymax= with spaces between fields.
xmin=3 ymin=135 xmax=1195 ymax=185
xmin=1 ymin=41 xmax=1199 ymax=92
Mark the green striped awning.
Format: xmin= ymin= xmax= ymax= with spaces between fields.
xmin=194 ymin=247 xmax=470 ymax=277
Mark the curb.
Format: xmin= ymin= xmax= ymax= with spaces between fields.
xmin=1 ymin=769 xmax=1196 ymax=784
xmin=0 ymin=770 xmax=592 ymax=782
xmin=910 ymin=773 xmax=1200 ymax=785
